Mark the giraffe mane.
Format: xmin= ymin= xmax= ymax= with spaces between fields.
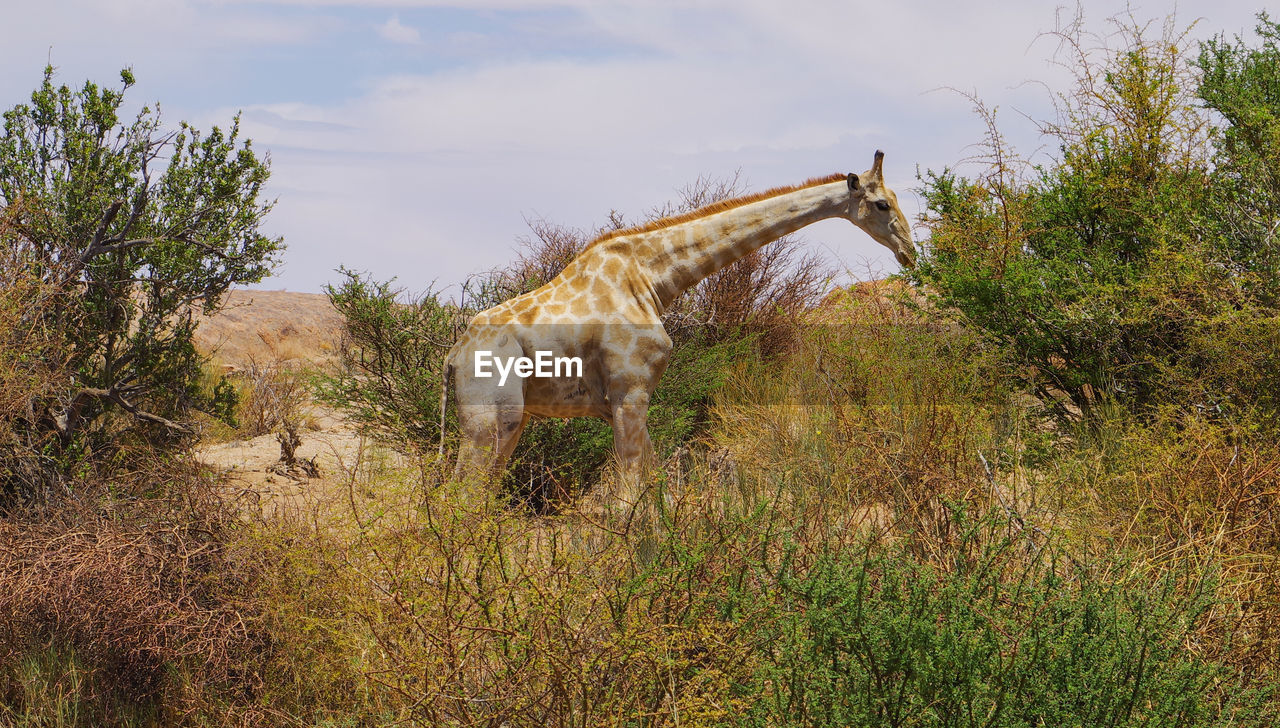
xmin=584 ymin=172 xmax=847 ymax=250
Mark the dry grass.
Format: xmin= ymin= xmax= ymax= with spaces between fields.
xmin=239 ymin=435 xmax=872 ymax=725
xmin=0 ymin=463 xmax=267 ymax=724
xmin=238 ymin=364 xmax=1278 ymax=725
xmin=1048 ymin=409 xmax=1280 ymax=672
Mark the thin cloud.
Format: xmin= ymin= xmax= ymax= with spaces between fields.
xmin=3 ymin=0 xmax=1267 ymax=292
xmin=377 ymin=14 xmax=422 ymax=44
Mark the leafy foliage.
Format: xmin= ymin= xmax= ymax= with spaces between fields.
xmin=0 ymin=67 xmax=280 ymax=497
xmin=914 ymin=16 xmax=1280 ymax=428
xmin=744 ymin=523 xmax=1273 ymax=727
xmin=319 ymin=268 xmax=463 ymax=454
xmin=1198 ymin=12 xmax=1280 ymax=301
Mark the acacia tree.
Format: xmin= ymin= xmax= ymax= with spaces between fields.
xmin=0 ymin=67 xmax=281 ymax=490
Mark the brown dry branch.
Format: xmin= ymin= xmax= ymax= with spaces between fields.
xmin=237 ymin=355 xmax=310 ymax=439
xmin=0 ymin=463 xmax=266 ymax=714
xmin=271 ymin=422 xmax=321 ymax=480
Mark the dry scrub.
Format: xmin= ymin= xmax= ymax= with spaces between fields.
xmin=0 ymin=464 xmax=267 ymax=724
xmin=222 ymin=288 xmax=1278 ymax=726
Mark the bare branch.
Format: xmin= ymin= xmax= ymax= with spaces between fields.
xmin=88 ymin=237 xmax=157 ymax=258
xmin=87 ymin=200 xmax=123 ymax=251
xmin=54 ymin=385 xmax=193 ymax=438
xmin=112 ymin=395 xmax=193 ymax=435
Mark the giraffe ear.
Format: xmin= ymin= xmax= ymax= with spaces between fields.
xmin=847 ymin=173 xmax=860 ymax=191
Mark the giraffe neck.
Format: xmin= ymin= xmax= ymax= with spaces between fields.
xmin=635 ymin=180 xmax=852 ymax=310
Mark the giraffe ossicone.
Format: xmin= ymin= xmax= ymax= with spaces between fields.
xmin=442 ymin=151 xmax=916 ymax=504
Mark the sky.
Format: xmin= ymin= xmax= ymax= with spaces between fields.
xmin=0 ymin=1 xmax=1269 ymax=295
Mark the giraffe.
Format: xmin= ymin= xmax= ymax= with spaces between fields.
xmin=442 ymin=151 xmax=915 ymax=503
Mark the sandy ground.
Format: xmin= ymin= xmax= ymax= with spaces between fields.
xmin=193 ymin=289 xmax=361 ymax=515
xmin=197 ymin=410 xmax=369 ymax=517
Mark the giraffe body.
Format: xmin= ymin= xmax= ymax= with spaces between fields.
xmin=446 ymin=152 xmax=915 ymax=501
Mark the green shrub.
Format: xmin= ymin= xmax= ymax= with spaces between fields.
xmin=741 ymin=519 xmax=1275 ymax=727
xmin=317 ymin=268 xmax=463 ymax=456
xmin=914 ymin=15 xmax=1280 ymax=428
xmin=1197 ymin=12 xmax=1280 ymax=305
xmin=0 ymin=66 xmax=280 ymax=499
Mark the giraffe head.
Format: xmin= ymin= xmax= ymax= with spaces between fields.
xmin=846 ymin=150 xmax=915 ymax=267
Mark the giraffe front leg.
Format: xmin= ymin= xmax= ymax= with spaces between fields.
xmin=608 ymin=386 xmax=656 ymax=507
xmin=452 ymin=336 xmax=529 ymax=494
xmin=454 ymin=405 xmax=528 ymax=484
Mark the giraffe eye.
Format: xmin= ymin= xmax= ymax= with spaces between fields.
xmin=875 ymin=200 xmax=891 ymax=211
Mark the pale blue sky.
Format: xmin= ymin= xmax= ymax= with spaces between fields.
xmin=1 ymin=1 xmax=1266 ymax=293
